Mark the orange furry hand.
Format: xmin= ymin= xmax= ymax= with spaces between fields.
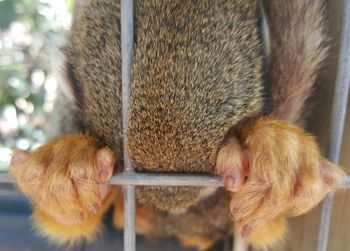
xmin=217 ymin=118 xmax=345 ymax=248
xmin=9 ymin=134 xmax=116 ymax=226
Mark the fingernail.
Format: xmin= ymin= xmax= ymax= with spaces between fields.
xmin=99 ymin=169 xmax=111 ymax=182
xmin=99 ymin=148 xmax=115 ymax=165
xmin=99 ymin=184 xmax=111 ymax=199
xmin=231 ymin=207 xmax=239 ymax=214
xmin=323 ymin=174 xmax=334 ymax=186
xmin=224 ymin=175 xmax=235 ymax=190
xmin=241 ymin=225 xmax=252 ymax=237
xmin=229 ymin=200 xmax=238 ymax=214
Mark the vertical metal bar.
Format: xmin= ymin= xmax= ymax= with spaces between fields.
xmin=121 ymin=1 xmax=134 ymax=156
xmin=121 ymin=0 xmax=135 ymax=251
xmin=316 ymin=0 xmax=350 ymax=250
xmin=123 ymin=186 xmax=136 ymax=251
xmin=233 ymin=233 xmax=248 ymax=251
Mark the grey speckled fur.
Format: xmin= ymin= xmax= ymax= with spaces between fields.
xmin=64 ymin=0 xmax=263 ymax=213
xmin=128 ymin=0 xmax=263 ymax=212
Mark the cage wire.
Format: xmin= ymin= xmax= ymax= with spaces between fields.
xmin=0 ymin=0 xmax=350 ymax=251
xmin=316 ymin=0 xmax=350 ymax=250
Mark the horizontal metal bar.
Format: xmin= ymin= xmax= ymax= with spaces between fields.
xmin=1 ymin=172 xmax=350 ymax=188
xmin=109 ymin=172 xmax=224 ymax=186
xmin=0 ymin=172 xmax=222 ymax=186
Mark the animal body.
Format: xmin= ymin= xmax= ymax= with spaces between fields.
xmin=9 ymin=0 xmax=346 ymax=250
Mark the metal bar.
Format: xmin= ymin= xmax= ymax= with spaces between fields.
xmin=121 ymin=0 xmax=134 ymax=173
xmin=1 ymin=172 xmax=350 ymax=187
xmin=123 ymin=185 xmax=136 ymax=251
xmin=233 ymin=233 xmax=248 ymax=251
xmin=316 ymin=0 xmax=350 ymax=250
xmin=110 ymin=172 xmax=223 ymax=186
xmin=121 ymin=0 xmax=135 ymax=251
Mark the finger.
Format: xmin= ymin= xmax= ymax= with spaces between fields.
xmin=321 ymin=160 xmax=346 ymax=189
xmin=97 ymin=147 xmax=116 ymax=182
xmin=287 ymin=178 xmax=331 ymax=217
xmin=58 ymin=147 xmax=115 ymax=215
xmin=99 ymin=183 xmax=111 ymax=199
xmin=235 ymin=204 xmax=282 ymax=238
xmin=241 ymin=224 xmax=253 ymax=237
xmin=217 ymin=138 xmax=248 ymax=192
xmin=230 ymin=181 xmax=268 ymax=221
xmin=222 ymin=169 xmax=245 ymax=192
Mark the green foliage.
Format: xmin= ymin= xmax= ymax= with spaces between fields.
xmin=0 ymin=0 xmax=17 ymax=29
xmin=65 ymin=0 xmax=73 ymax=12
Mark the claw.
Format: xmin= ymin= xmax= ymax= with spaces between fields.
xmin=222 ymin=170 xmax=244 ymax=192
xmin=99 ymin=183 xmax=111 ymax=199
xmin=97 ymin=147 xmax=116 ymax=182
xmin=217 ymin=138 xmax=249 ymax=192
xmin=241 ymin=225 xmax=252 ymax=237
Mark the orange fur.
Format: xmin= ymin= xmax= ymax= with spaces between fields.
xmin=10 ymin=134 xmax=117 ymax=244
xmin=112 ymin=189 xmax=124 ymax=230
xmin=177 ymin=234 xmax=215 ymax=250
xmin=33 ymin=187 xmax=117 ymax=245
xmin=112 ymin=189 xmax=154 ymax=235
xmin=246 ymin=216 xmax=287 ymax=250
xmin=217 ymin=118 xmax=345 ymax=248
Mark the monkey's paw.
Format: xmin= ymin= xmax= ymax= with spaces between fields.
xmin=9 ymin=135 xmax=116 ymax=226
xmin=217 ymin=118 xmax=345 ymax=248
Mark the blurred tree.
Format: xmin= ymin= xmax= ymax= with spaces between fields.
xmin=0 ymin=0 xmax=17 ymax=29
xmin=0 ymin=0 xmax=72 ymax=171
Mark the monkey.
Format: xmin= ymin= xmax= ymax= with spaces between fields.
xmin=8 ymin=0 xmax=346 ymax=250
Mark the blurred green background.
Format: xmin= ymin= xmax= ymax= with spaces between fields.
xmin=0 ymin=0 xmax=72 ymax=171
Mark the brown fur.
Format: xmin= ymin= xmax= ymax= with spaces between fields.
xmin=127 ymin=0 xmax=263 ymax=211
xmin=263 ymin=0 xmax=329 ymax=123
xmin=8 ymin=0 xmax=345 ymax=250
xmin=64 ymin=0 xmax=123 ymax=156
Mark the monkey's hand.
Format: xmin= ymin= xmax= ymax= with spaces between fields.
xmin=216 ymin=118 xmax=345 ymax=249
xmin=9 ymin=134 xmax=117 ymax=244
